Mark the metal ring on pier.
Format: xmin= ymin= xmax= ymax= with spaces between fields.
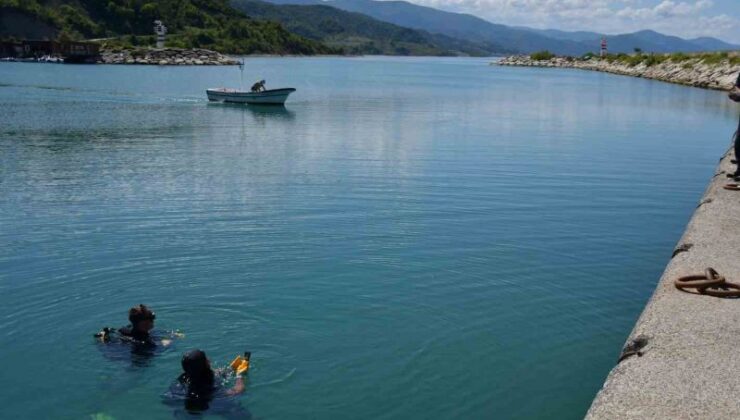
xmin=701 ymin=283 xmax=740 ymax=297
xmin=723 ymin=184 xmax=740 ymax=191
xmin=675 ymin=268 xmax=740 ymax=298
xmin=674 ymin=268 xmax=725 ymax=292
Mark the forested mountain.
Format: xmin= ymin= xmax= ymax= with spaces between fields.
xmin=0 ymin=0 xmax=335 ymax=54
xmin=231 ymin=0 xmax=507 ymax=55
xmin=3 ymin=0 xmax=734 ymax=56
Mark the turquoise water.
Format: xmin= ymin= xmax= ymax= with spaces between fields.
xmin=0 ymin=57 xmax=737 ymax=419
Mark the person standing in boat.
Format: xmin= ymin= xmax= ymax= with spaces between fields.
xmin=251 ymin=80 xmax=266 ymax=92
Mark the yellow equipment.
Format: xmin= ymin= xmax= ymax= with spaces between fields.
xmin=230 ymin=353 xmax=251 ymax=375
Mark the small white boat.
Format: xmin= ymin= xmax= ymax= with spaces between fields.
xmin=206 ymin=87 xmax=296 ymax=105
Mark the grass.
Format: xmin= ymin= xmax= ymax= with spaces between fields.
xmin=530 ymin=50 xmax=555 ymax=61
xmin=588 ymin=51 xmax=738 ymax=67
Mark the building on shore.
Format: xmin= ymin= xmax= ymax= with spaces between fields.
xmin=0 ymin=40 xmax=100 ymax=63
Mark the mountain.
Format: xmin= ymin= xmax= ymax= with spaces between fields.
xmin=517 ymin=28 xmax=601 ymax=43
xmin=263 ymin=0 xmax=740 ymax=55
xmin=687 ymin=37 xmax=739 ymax=51
xmin=522 ymin=28 xmax=739 ymax=53
xmin=0 ymin=0 xmax=335 ymax=55
xmin=230 ymin=0 xmax=507 ymax=55
xmin=266 ymin=0 xmax=588 ymax=55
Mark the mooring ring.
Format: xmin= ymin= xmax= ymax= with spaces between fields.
xmin=674 ymin=268 xmax=725 ymax=291
xmin=701 ymin=282 xmax=740 ymax=297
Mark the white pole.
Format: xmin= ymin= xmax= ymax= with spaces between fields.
xmin=239 ymin=60 xmax=244 ymax=91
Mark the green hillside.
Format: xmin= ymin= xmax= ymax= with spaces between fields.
xmin=0 ymin=0 xmax=337 ymax=54
xmin=230 ymin=0 xmax=503 ymax=56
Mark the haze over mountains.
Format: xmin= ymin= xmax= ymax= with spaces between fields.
xmin=231 ymin=0 xmax=508 ymax=56
xmin=258 ymin=0 xmax=740 ymax=55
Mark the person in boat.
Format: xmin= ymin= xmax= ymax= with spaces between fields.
xmin=250 ymin=80 xmax=266 ymax=93
xmin=730 ymin=73 xmax=740 ymax=181
xmin=163 ymin=349 xmax=249 ymax=416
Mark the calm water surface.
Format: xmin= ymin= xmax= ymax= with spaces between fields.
xmin=0 ymin=57 xmax=737 ymax=419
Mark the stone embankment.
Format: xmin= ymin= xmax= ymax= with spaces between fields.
xmin=587 ymin=148 xmax=740 ymax=418
xmin=497 ymin=55 xmax=737 ymax=90
xmin=99 ymin=48 xmax=238 ymax=65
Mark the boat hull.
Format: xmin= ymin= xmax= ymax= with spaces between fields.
xmin=206 ymin=88 xmax=296 ymax=105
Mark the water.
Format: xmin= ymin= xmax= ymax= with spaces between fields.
xmin=0 ymin=57 xmax=737 ymax=419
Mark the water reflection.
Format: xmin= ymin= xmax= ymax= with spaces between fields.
xmin=207 ymin=102 xmax=296 ymax=120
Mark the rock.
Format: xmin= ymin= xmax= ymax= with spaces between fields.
xmin=99 ymin=47 xmax=239 ymax=66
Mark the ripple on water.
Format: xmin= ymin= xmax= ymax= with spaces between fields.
xmin=0 ymin=58 xmax=734 ymax=419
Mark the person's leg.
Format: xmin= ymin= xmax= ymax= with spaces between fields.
xmin=735 ymin=114 xmax=740 ymax=177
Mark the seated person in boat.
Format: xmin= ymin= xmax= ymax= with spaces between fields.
xmin=251 ymin=80 xmax=266 ymax=92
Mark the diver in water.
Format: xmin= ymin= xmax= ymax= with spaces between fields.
xmin=95 ymin=304 xmax=182 ymax=366
xmin=164 ymin=349 xmax=250 ymax=417
xmin=117 ymin=304 xmax=172 ymax=346
xmin=95 ymin=304 xmax=174 ymax=347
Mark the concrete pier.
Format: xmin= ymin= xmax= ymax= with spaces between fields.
xmin=496 ymin=55 xmax=738 ymax=91
xmin=586 ymin=148 xmax=740 ymax=418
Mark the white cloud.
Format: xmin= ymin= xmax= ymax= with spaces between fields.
xmin=400 ymin=0 xmax=740 ymax=43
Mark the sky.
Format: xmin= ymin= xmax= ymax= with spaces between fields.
xmin=401 ymin=0 xmax=740 ymax=44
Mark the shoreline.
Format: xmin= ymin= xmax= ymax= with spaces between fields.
xmin=496 ymin=55 xmax=738 ymax=91
xmin=1 ymin=50 xmax=504 ymax=66
xmin=587 ymin=148 xmax=740 ymax=418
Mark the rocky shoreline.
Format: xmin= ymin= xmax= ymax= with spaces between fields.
xmin=98 ymin=48 xmax=238 ymax=65
xmin=497 ymin=55 xmax=738 ymax=91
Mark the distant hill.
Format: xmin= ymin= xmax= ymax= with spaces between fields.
xmin=0 ymin=0 xmax=335 ymax=55
xmin=686 ymin=37 xmax=739 ymax=51
xmin=266 ymin=0 xmax=587 ymax=55
xmin=263 ymin=0 xmax=740 ymax=55
xmin=230 ymin=0 xmax=507 ymax=55
xmin=523 ymin=28 xmax=740 ymax=53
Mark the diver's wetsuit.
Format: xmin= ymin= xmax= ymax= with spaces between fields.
xmin=734 ymin=74 xmax=740 ymax=177
xmin=95 ymin=325 xmax=167 ymax=365
xmin=118 ymin=325 xmax=157 ymax=348
xmin=163 ymin=373 xmax=251 ymax=419
xmin=118 ymin=325 xmax=156 ymax=346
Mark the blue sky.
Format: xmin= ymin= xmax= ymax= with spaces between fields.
xmin=402 ymin=0 xmax=740 ymax=43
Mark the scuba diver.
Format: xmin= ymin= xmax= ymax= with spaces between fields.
xmin=163 ymin=349 xmax=252 ymax=418
xmin=94 ymin=304 xmax=182 ymax=366
xmin=96 ymin=304 xmax=177 ymax=347
xmin=118 ymin=304 xmax=171 ymax=346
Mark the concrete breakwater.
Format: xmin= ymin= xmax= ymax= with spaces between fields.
xmin=99 ymin=48 xmax=238 ymax=65
xmin=497 ymin=55 xmax=737 ymax=90
xmin=587 ymin=148 xmax=740 ymax=418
